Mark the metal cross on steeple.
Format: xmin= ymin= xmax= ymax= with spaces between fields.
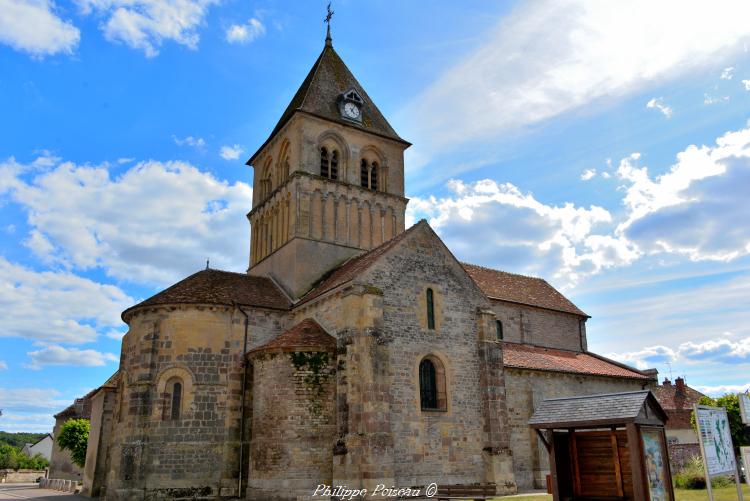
xmin=324 ymin=2 xmax=334 ymax=46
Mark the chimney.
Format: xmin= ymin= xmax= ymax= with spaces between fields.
xmin=662 ymin=377 xmax=671 ymax=386
xmin=642 ymin=368 xmax=658 ymax=382
xmin=675 ymin=377 xmax=685 ymax=394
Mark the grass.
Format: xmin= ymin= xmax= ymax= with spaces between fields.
xmin=487 ymin=484 xmax=749 ymax=501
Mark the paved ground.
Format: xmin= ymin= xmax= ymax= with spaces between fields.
xmin=0 ymin=484 xmax=79 ymax=500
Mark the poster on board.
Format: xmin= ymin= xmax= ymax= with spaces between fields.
xmin=740 ymin=393 xmax=750 ymax=425
xmin=696 ymin=405 xmax=736 ymax=476
xmin=742 ymin=447 xmax=750 ymax=487
xmin=642 ymin=428 xmax=670 ymax=501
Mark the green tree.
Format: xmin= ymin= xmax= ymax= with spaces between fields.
xmin=0 ymin=444 xmax=20 ymax=469
xmin=56 ymin=419 xmax=90 ymax=468
xmin=692 ymin=394 xmax=749 ymax=452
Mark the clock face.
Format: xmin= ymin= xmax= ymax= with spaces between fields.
xmin=344 ymin=102 xmax=360 ymax=119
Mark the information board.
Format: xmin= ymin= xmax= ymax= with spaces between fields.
xmin=739 ymin=393 xmax=750 ymax=425
xmin=696 ymin=405 xmax=736 ymax=476
xmin=742 ymin=447 xmax=750 ymax=487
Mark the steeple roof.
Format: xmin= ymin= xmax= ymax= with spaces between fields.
xmin=247 ymin=41 xmax=409 ymax=165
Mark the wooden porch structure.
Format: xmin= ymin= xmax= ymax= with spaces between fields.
xmin=529 ymin=390 xmax=674 ymax=501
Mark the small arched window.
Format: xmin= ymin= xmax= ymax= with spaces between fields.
xmin=360 ymin=159 xmax=368 ymax=187
xmin=320 ymin=147 xmax=329 ymax=177
xmin=426 ymin=288 xmax=435 ymax=330
xmin=166 ymin=378 xmax=182 ymax=421
xmin=496 ymin=320 xmax=504 ymax=340
xmin=370 ymin=162 xmax=378 ymax=191
xmin=330 ymin=150 xmax=338 ymax=180
xmin=419 ymin=359 xmax=437 ymax=409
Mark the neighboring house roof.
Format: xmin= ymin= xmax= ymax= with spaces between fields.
xmin=31 ymin=434 xmax=53 ymax=447
xmin=462 ymin=263 xmax=588 ymax=317
xmin=248 ymin=40 xmax=409 ymax=165
xmin=502 ymin=342 xmax=649 ymax=380
xmin=529 ymin=390 xmax=666 ymax=428
xmin=248 ymin=318 xmax=336 ymax=355
xmin=297 ymin=221 xmax=421 ymax=306
xmin=122 ymin=268 xmax=291 ymax=321
xmin=54 ymin=372 xmax=120 ymax=420
xmin=652 ymin=379 xmax=705 ymax=411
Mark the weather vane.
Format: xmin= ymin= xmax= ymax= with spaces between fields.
xmin=324 ymin=2 xmax=334 ymax=45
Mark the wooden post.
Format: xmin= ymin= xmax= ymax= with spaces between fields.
xmin=548 ymin=431 xmax=560 ymax=501
xmin=611 ymin=430 xmax=624 ymax=498
xmin=734 ymin=459 xmax=745 ymax=501
xmin=627 ymin=423 xmax=646 ymax=501
xmin=659 ymin=427 xmax=675 ymax=501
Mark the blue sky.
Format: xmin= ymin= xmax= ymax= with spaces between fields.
xmin=1 ymin=0 xmax=750 ymax=432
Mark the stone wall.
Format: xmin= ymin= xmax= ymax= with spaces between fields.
xmin=505 ymin=368 xmax=646 ymax=491
xmin=0 ymin=469 xmax=46 ymax=483
xmin=489 ymin=299 xmax=586 ymax=352
xmin=49 ymin=416 xmax=84 ymax=481
xmin=291 ymin=222 xmax=516 ymax=494
xmin=247 ymin=350 xmax=336 ymax=500
xmin=102 ymin=304 xmax=286 ymax=500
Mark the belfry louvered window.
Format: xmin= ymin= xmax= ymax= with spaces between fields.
xmin=419 ymin=359 xmax=437 ymax=410
xmin=320 ymin=147 xmax=339 ymax=180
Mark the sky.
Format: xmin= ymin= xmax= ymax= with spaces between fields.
xmin=1 ymin=0 xmax=750 ymax=432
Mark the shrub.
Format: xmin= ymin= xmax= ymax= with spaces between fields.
xmin=57 ymin=418 xmax=90 ymax=468
xmin=674 ymin=455 xmax=735 ymax=489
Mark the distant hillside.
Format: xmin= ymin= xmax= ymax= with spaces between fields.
xmin=0 ymin=431 xmax=48 ymax=449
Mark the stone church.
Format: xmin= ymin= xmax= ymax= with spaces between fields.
xmin=66 ymin=30 xmax=655 ymax=501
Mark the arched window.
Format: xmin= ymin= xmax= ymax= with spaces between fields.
xmin=320 ymin=147 xmax=329 ymax=177
xmin=419 ymin=359 xmax=437 ymax=409
xmin=426 ymin=288 xmax=435 ymax=330
xmin=330 ymin=150 xmax=338 ymax=180
xmin=166 ymin=378 xmax=182 ymax=420
xmin=320 ymin=147 xmax=339 ymax=180
xmin=360 ymin=159 xmax=368 ymax=187
xmin=496 ymin=320 xmax=504 ymax=340
xmin=370 ymin=162 xmax=378 ymax=191
xmin=419 ymin=356 xmax=447 ymax=411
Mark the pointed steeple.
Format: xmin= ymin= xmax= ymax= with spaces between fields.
xmin=247 ymin=38 xmax=409 ymax=165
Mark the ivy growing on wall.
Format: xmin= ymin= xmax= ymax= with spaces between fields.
xmin=289 ymin=351 xmax=332 ymax=417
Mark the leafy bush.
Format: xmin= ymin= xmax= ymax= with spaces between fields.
xmin=56 ymin=418 xmax=90 ymax=468
xmin=0 ymin=444 xmax=50 ymax=470
xmin=674 ymin=456 xmax=734 ymax=489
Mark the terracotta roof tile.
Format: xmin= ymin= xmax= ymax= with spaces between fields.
xmin=248 ymin=43 xmax=408 ymax=165
xmin=463 ymin=263 xmax=588 ymax=317
xmin=122 ymin=269 xmax=291 ymax=321
xmin=502 ymin=342 xmax=649 ymax=380
xmin=652 ymin=381 xmax=705 ymax=410
xmin=248 ymin=318 xmax=335 ymax=355
xmin=297 ymin=222 xmax=420 ymax=306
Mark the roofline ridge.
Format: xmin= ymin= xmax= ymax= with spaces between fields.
xmin=541 ymin=389 xmax=650 ymax=402
xmin=461 ymin=261 xmax=545 ymax=281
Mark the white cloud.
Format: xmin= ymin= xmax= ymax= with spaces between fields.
xmin=0 ymin=388 xmax=71 ymax=432
xmin=720 ymin=66 xmax=734 ymax=80
xmin=0 ymin=155 xmax=252 ymax=285
xmin=77 ymin=0 xmax=219 ymax=57
xmin=646 ymin=97 xmax=673 ymax=118
xmin=580 ymin=168 xmax=596 ymax=181
xmin=25 ymin=345 xmax=118 ymax=369
xmin=225 ymin=18 xmax=265 ymax=44
xmin=0 ymin=257 xmax=132 ymax=344
xmin=694 ymin=382 xmax=750 ymax=397
xmin=742 ymin=79 xmax=750 ymax=91
xmin=0 ymin=360 xmax=7 ymax=370
xmin=0 ymin=0 xmax=80 ymax=56
xmin=173 ymin=135 xmax=205 ymax=148
xmin=406 ymin=0 xmax=750 ymax=160
xmin=703 ymin=93 xmax=730 ymax=105
xmin=219 ymin=144 xmax=243 ymax=160
xmin=679 ymin=337 xmax=750 ymax=364
xmin=616 ymin=124 xmax=750 ymax=262
xmin=117 ymin=157 xmax=135 ymax=164
xmin=407 ymin=178 xmax=638 ymax=286
xmin=606 ymin=345 xmax=677 ymax=370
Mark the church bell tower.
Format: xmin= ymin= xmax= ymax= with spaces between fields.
xmin=246 ymin=29 xmax=411 ymax=299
